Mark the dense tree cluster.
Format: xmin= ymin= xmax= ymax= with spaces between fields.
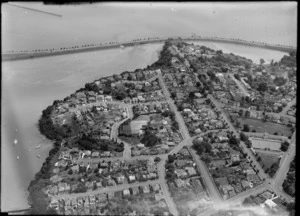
xmin=273 ymin=76 xmax=287 ymax=86
xmin=280 ymin=141 xmax=290 ymax=152
xmin=192 ymin=140 xmax=212 ymax=155
xmin=76 ymin=134 xmax=124 ymax=152
xmin=140 ymin=128 xmax=160 ymax=147
xmin=282 ymin=157 xmax=296 ymax=199
xmin=280 ymin=53 xmax=297 ymax=67
xmin=243 ymin=124 xmax=250 ymax=132
xmin=266 ymin=162 xmax=280 ymax=178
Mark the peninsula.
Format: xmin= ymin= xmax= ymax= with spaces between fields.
xmin=27 ymin=38 xmax=296 ymax=216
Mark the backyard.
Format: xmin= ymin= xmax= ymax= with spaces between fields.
xmin=238 ymin=118 xmax=292 ymax=137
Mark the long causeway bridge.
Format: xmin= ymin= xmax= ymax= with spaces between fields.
xmin=2 ymin=35 xmax=297 ymax=61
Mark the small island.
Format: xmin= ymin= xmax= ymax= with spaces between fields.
xmin=27 ymin=38 xmax=296 ymax=216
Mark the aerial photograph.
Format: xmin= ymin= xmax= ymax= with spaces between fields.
xmin=1 ymin=2 xmax=296 ymax=216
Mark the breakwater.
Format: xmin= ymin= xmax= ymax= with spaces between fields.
xmin=2 ymin=36 xmax=297 ymax=61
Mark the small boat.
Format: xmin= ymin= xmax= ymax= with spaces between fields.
xmin=14 ymin=139 xmax=18 ymax=145
xmin=35 ymin=145 xmax=41 ymax=149
xmin=37 ymin=155 xmax=41 ymax=158
xmin=17 ymin=156 xmax=20 ymax=160
xmin=120 ymin=45 xmax=124 ymax=49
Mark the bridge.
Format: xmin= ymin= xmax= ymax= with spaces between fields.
xmin=2 ymin=35 xmax=297 ymax=61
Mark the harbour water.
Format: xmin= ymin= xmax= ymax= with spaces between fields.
xmin=1 ymin=2 xmax=296 ymax=212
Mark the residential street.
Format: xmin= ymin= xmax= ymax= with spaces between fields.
xmin=188 ymin=146 xmax=224 ymax=205
xmin=280 ymin=97 xmax=296 ymax=116
xmin=51 ymin=179 xmax=161 ymax=200
xmin=272 ymin=132 xmax=295 ymax=203
xmin=228 ymin=73 xmax=250 ymax=97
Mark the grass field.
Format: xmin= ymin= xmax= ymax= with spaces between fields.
xmin=257 ymin=152 xmax=280 ymax=170
xmin=238 ymin=118 xmax=292 ymax=137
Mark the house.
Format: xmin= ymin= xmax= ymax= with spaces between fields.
xmin=92 ymin=152 xmax=100 ymax=158
xmin=85 ymin=181 xmax=94 ymax=190
xmin=230 ymin=151 xmax=240 ymax=162
xmin=97 ymin=193 xmax=107 ymax=203
xmin=253 ymin=196 xmax=265 ymax=205
xmin=89 ymin=195 xmax=96 ymax=204
xmin=216 ymin=177 xmax=229 ymax=187
xmin=174 ymin=179 xmax=185 ymax=188
xmin=123 ymin=189 xmax=130 ymax=196
xmin=128 ymin=174 xmax=136 ymax=183
xmin=130 ymin=187 xmax=140 ymax=195
xmin=228 ymin=190 xmax=236 ymax=197
xmin=84 ymin=150 xmax=92 ymax=157
xmin=155 ymin=191 xmax=164 ymax=201
xmin=96 ymin=181 xmax=102 ymax=188
xmin=175 ymin=169 xmax=188 ymax=178
xmin=116 ymin=175 xmax=125 ymax=184
xmin=107 ymin=191 xmax=114 ymax=200
xmin=185 ymin=167 xmax=197 ymax=176
xmin=102 ymin=151 xmax=111 ymax=157
xmin=264 ymin=199 xmax=277 ymax=209
xmin=178 ymin=148 xmax=190 ymax=156
xmin=48 ymin=185 xmax=58 ymax=196
xmin=260 ymin=190 xmax=274 ymax=200
xmin=176 ymin=92 xmax=185 ymax=100
xmin=210 ymin=159 xmax=226 ymax=168
xmin=140 ymin=185 xmax=150 ymax=194
xmin=107 ymin=179 xmax=116 ymax=186
xmin=137 ymin=143 xmax=145 ymax=149
xmin=247 ymin=174 xmax=261 ymax=184
xmin=175 ymin=160 xmax=187 ymax=168
xmin=233 ymin=185 xmax=243 ymax=194
xmin=151 ymin=183 xmax=160 ymax=192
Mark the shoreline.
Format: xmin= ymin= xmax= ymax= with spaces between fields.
xmin=2 ymin=37 xmax=296 ymax=62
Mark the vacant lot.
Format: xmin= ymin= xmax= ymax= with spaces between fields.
xmin=238 ymin=118 xmax=292 ymax=137
xmin=257 ymin=152 xmax=280 ymax=170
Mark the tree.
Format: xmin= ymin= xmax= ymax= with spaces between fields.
xmin=229 ymin=136 xmax=240 ymax=146
xmin=239 ymin=109 xmax=244 ymax=117
xmin=154 ymin=157 xmax=161 ymax=163
xmin=168 ymin=154 xmax=176 ymax=163
xmin=188 ymin=92 xmax=195 ymax=100
xmin=245 ymin=110 xmax=250 ymax=118
xmin=280 ymin=141 xmax=290 ymax=152
xmin=68 ymin=169 xmax=73 ymax=175
xmin=274 ymin=132 xmax=278 ymax=135
xmin=257 ymin=82 xmax=268 ymax=92
xmin=243 ymin=124 xmax=250 ymax=132
xmin=234 ymin=73 xmax=241 ymax=80
xmin=260 ymin=58 xmax=265 ymax=65
xmin=216 ymin=50 xmax=223 ymax=55
xmin=240 ymin=132 xmax=248 ymax=141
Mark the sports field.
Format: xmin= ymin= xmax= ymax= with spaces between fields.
xmin=250 ymin=138 xmax=282 ymax=151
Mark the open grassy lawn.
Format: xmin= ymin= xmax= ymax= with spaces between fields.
xmin=257 ymin=152 xmax=280 ymax=170
xmin=238 ymin=118 xmax=292 ymax=137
